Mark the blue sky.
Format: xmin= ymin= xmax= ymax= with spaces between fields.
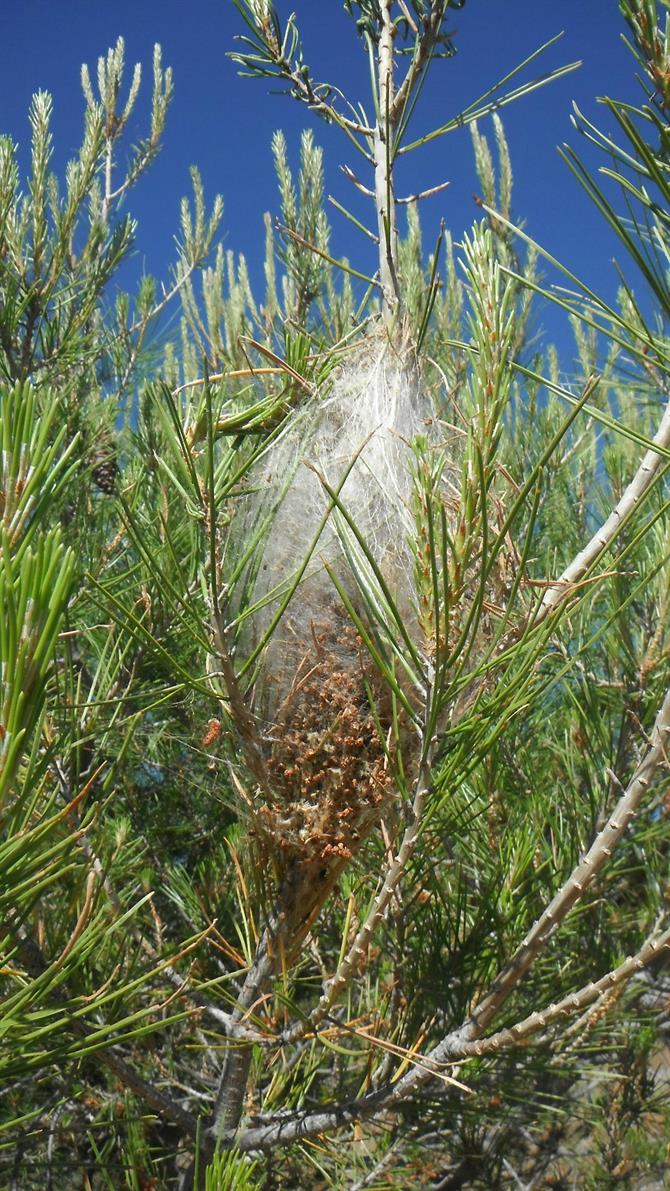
xmin=1 ymin=2 xmax=644 ymax=366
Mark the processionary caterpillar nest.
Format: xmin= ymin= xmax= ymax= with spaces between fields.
xmin=246 ymin=334 xmax=432 ymax=909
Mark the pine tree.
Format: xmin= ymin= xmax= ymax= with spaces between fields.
xmin=3 ymin=3 xmax=670 ymax=1188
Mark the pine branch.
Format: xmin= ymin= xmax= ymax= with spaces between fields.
xmin=227 ymin=915 xmax=670 ymax=1154
xmin=388 ymin=684 xmax=670 ymax=1092
xmin=449 ymin=923 xmax=670 ymax=1058
xmin=538 ymin=394 xmax=670 ymax=620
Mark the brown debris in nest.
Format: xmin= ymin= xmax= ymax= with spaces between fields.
xmin=253 ymin=620 xmax=394 ymax=890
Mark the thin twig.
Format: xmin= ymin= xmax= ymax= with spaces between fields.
xmin=341 ymin=163 xmax=375 ymax=198
xmin=391 ymin=1 xmax=450 ymax=125
xmin=397 ymin=180 xmax=451 ymax=204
